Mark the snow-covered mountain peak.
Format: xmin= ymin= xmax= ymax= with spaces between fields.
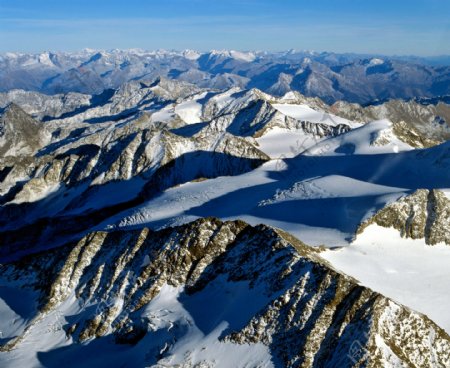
xmin=208 ymin=49 xmax=256 ymax=62
xmin=181 ymin=49 xmax=201 ymax=60
xmin=369 ymin=57 xmax=384 ymax=66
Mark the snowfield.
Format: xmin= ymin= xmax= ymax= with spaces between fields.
xmin=304 ymin=120 xmax=412 ymax=156
xmin=255 ymin=127 xmax=324 ymax=158
xmin=174 ymin=92 xmax=206 ymax=124
xmin=272 ymin=103 xmax=360 ymax=128
xmin=322 ymin=224 xmax=450 ymax=332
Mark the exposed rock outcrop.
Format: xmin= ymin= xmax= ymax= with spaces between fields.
xmin=358 ymin=189 xmax=450 ymax=245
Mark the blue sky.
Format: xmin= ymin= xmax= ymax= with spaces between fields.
xmin=0 ymin=0 xmax=449 ymax=55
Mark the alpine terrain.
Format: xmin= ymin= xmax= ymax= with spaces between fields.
xmin=1 ymin=51 xmax=450 ymax=368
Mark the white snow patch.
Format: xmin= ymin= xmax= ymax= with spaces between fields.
xmin=151 ymin=107 xmax=175 ymax=123
xmin=272 ymin=103 xmax=358 ymax=128
xmin=305 ymin=119 xmax=412 ymax=156
xmin=440 ymin=189 xmax=450 ymax=200
xmin=256 ymin=127 xmax=322 ymax=158
xmin=280 ymin=91 xmax=299 ymax=101
xmin=230 ymin=50 xmax=256 ymax=62
xmin=182 ymin=49 xmax=201 ymax=60
xmin=12 ymin=183 xmax=61 ymax=204
xmin=369 ymin=58 xmax=384 ymax=66
xmin=322 ymin=224 xmax=450 ymax=333
xmin=174 ymin=93 xmax=206 ymax=124
xmin=210 ymin=88 xmax=241 ymax=111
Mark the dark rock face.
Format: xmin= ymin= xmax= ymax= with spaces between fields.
xmin=358 ymin=189 xmax=450 ymax=245
xmin=0 ymin=103 xmax=48 ymax=157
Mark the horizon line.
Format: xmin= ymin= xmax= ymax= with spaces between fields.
xmin=1 ymin=48 xmax=450 ymax=59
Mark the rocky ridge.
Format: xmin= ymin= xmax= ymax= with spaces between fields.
xmin=0 ymin=218 xmax=449 ymax=367
xmin=0 ymin=103 xmax=50 ymax=157
xmin=358 ymin=189 xmax=450 ymax=245
xmin=330 ymin=99 xmax=450 ymax=148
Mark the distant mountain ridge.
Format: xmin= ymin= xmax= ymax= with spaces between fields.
xmin=1 ymin=49 xmax=449 ymax=104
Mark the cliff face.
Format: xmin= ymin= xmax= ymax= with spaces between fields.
xmin=1 ymin=218 xmax=449 ymax=367
xmin=0 ymin=103 xmax=50 ymax=157
xmin=358 ymin=189 xmax=450 ymax=245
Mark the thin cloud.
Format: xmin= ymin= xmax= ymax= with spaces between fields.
xmin=0 ymin=15 xmax=258 ymax=28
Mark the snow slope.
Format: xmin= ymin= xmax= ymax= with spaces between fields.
xmin=322 ymin=224 xmax=450 ymax=332
xmin=174 ymin=92 xmax=206 ymax=124
xmin=255 ymin=127 xmax=324 ymax=158
xmin=305 ymin=119 xmax=412 ymax=156
xmin=272 ymin=103 xmax=360 ymax=128
xmin=0 ymin=283 xmax=273 ymax=368
xmin=96 ymin=124 xmax=450 ymax=335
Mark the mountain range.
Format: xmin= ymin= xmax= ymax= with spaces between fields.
xmin=1 ymin=49 xmax=450 ymax=105
xmin=1 ymin=67 xmax=450 ymax=367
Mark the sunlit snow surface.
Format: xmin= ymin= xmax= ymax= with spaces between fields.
xmin=322 ymin=225 xmax=450 ymax=332
xmin=0 ymin=284 xmax=273 ymax=368
xmin=256 ymin=127 xmax=321 ymax=158
xmin=101 ymin=119 xmax=450 ymax=334
xmin=174 ymin=92 xmax=206 ymax=124
xmin=272 ymin=103 xmax=359 ymax=128
xmin=304 ymin=119 xmax=412 ymax=156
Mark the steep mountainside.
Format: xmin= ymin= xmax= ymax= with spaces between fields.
xmin=0 ymin=103 xmax=49 ymax=157
xmin=357 ymin=189 xmax=450 ymax=245
xmin=1 ymin=218 xmax=449 ymax=368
